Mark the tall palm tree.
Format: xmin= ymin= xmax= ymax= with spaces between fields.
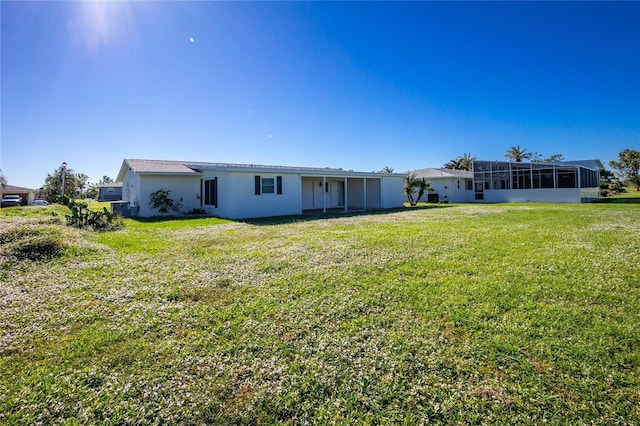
xmin=444 ymin=153 xmax=476 ymax=171
xmin=458 ymin=153 xmax=476 ymax=171
xmin=505 ymin=145 xmax=532 ymax=162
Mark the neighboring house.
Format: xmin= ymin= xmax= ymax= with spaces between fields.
xmin=97 ymin=183 xmax=123 ymax=201
xmin=116 ymin=159 xmax=406 ymax=219
xmin=411 ymin=168 xmax=475 ymax=203
xmin=0 ymin=184 xmax=34 ymax=206
xmin=472 ymin=160 xmax=601 ymax=203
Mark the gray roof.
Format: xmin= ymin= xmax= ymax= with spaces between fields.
xmin=0 ymin=184 xmax=35 ymax=192
xmin=412 ymin=168 xmax=472 ymax=179
xmin=119 ymin=159 xmax=405 ymax=179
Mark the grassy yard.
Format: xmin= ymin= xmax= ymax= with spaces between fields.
xmin=1 ymin=202 xmax=638 ymax=424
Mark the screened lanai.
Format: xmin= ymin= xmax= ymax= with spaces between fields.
xmin=472 ymin=160 xmax=600 ymax=203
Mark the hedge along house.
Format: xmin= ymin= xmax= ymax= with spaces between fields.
xmin=472 ymin=160 xmax=601 ymax=203
xmin=116 ymin=159 xmax=406 ymax=219
xmin=411 ymin=168 xmax=475 ymax=203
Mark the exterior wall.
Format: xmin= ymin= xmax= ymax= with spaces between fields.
xmin=381 ymin=176 xmax=405 ymax=209
xmin=138 ymin=174 xmax=202 ymax=217
xmin=366 ymin=178 xmax=382 ymax=209
xmin=121 ymin=168 xmax=138 ymax=207
xmin=98 ymin=186 xmax=123 ymax=201
xmin=347 ymin=178 xmax=365 ymax=210
xmin=580 ymin=187 xmax=600 ymax=202
xmin=123 ymin=166 xmax=406 ymax=218
xmin=482 ymin=188 xmax=582 ymax=203
xmin=211 ymin=171 xmax=301 ymax=219
xmin=426 ymin=178 xmax=474 ymax=203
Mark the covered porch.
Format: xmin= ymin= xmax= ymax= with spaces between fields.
xmin=301 ymin=175 xmax=382 ymax=214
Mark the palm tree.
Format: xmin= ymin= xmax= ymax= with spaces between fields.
xmin=458 ymin=153 xmax=476 ymax=171
xmin=505 ymin=145 xmax=532 ymax=162
xmin=381 ymin=166 xmax=395 ymax=173
xmin=404 ymin=173 xmax=432 ymax=206
xmin=443 ymin=158 xmax=463 ymax=170
xmin=443 ymin=153 xmax=476 ymax=171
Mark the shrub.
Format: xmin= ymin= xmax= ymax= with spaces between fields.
xmin=60 ymin=196 xmax=123 ymax=231
xmin=149 ymin=189 xmax=182 ymax=214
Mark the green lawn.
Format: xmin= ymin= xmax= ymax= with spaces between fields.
xmin=1 ymin=203 xmax=638 ymax=424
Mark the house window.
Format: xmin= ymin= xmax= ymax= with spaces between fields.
xmin=107 ymin=187 xmax=114 ymax=193
xmin=204 ymin=178 xmax=217 ymax=207
xmin=262 ymin=177 xmax=275 ymax=194
xmin=466 ymin=180 xmax=473 ymax=190
xmin=255 ymin=176 xmax=283 ymax=195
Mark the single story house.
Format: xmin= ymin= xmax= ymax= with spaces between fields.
xmin=97 ymin=183 xmax=123 ymax=201
xmin=411 ymin=168 xmax=475 ymax=203
xmin=0 ymin=184 xmax=35 ymax=206
xmin=115 ymin=159 xmax=406 ymax=219
xmin=472 ymin=159 xmax=601 ymax=203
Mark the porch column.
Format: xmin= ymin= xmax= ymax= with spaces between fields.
xmin=363 ymin=178 xmax=367 ymax=211
xmin=344 ymin=177 xmax=348 ymax=212
xmin=322 ymin=176 xmax=327 ymax=213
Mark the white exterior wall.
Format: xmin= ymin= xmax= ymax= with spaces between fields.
xmin=121 ymin=168 xmax=139 ymax=207
xmin=381 ymin=176 xmax=405 ymax=209
xmin=138 ymin=174 xmax=202 ymax=216
xmin=483 ymin=188 xmax=583 ymax=203
xmin=210 ymin=171 xmax=301 ymax=219
xmin=427 ymin=178 xmax=474 ymax=203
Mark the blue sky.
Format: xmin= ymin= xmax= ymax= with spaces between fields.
xmin=2 ymin=1 xmax=639 ymax=189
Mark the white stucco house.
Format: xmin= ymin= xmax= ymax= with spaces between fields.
xmin=472 ymin=159 xmax=601 ymax=203
xmin=115 ymin=159 xmax=406 ymax=219
xmin=411 ymin=168 xmax=475 ymax=203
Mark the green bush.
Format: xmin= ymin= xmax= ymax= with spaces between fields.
xmin=149 ymin=189 xmax=182 ymax=214
xmin=60 ymin=196 xmax=123 ymax=231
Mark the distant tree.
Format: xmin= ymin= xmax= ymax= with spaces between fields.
xmin=404 ymin=172 xmax=432 ymax=206
xmin=444 ymin=153 xmax=476 ymax=171
xmin=532 ymin=153 xmax=565 ymax=163
xmin=0 ymin=169 xmax=6 ymax=187
xmin=505 ymin=145 xmax=532 ymax=162
xmin=100 ymin=175 xmax=114 ymax=185
xmin=381 ymin=166 xmax=395 ymax=174
xmin=76 ymin=173 xmax=90 ymax=197
xmin=609 ymin=148 xmax=640 ymax=191
xmin=39 ymin=165 xmax=89 ymax=202
xmin=599 ymin=168 xmax=626 ymax=196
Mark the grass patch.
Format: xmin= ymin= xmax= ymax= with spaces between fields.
xmin=1 ymin=203 xmax=638 ymax=424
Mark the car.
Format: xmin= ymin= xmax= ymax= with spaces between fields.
xmin=32 ymin=199 xmax=49 ymax=206
xmin=1 ymin=194 xmax=22 ymax=207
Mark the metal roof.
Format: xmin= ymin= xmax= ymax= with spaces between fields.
xmin=120 ymin=159 xmax=405 ymax=179
xmin=411 ymin=168 xmax=473 ymax=179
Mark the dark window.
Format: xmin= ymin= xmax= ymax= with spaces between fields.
xmin=255 ymin=176 xmax=282 ymax=195
xmin=204 ymin=178 xmax=217 ymax=207
xmin=466 ymin=180 xmax=473 ymax=190
xmin=262 ymin=177 xmax=275 ymax=194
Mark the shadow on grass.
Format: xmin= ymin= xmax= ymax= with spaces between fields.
xmin=594 ymin=197 xmax=640 ymax=204
xmin=241 ymin=204 xmax=454 ymax=226
xmin=123 ymin=205 xmax=454 ymax=227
